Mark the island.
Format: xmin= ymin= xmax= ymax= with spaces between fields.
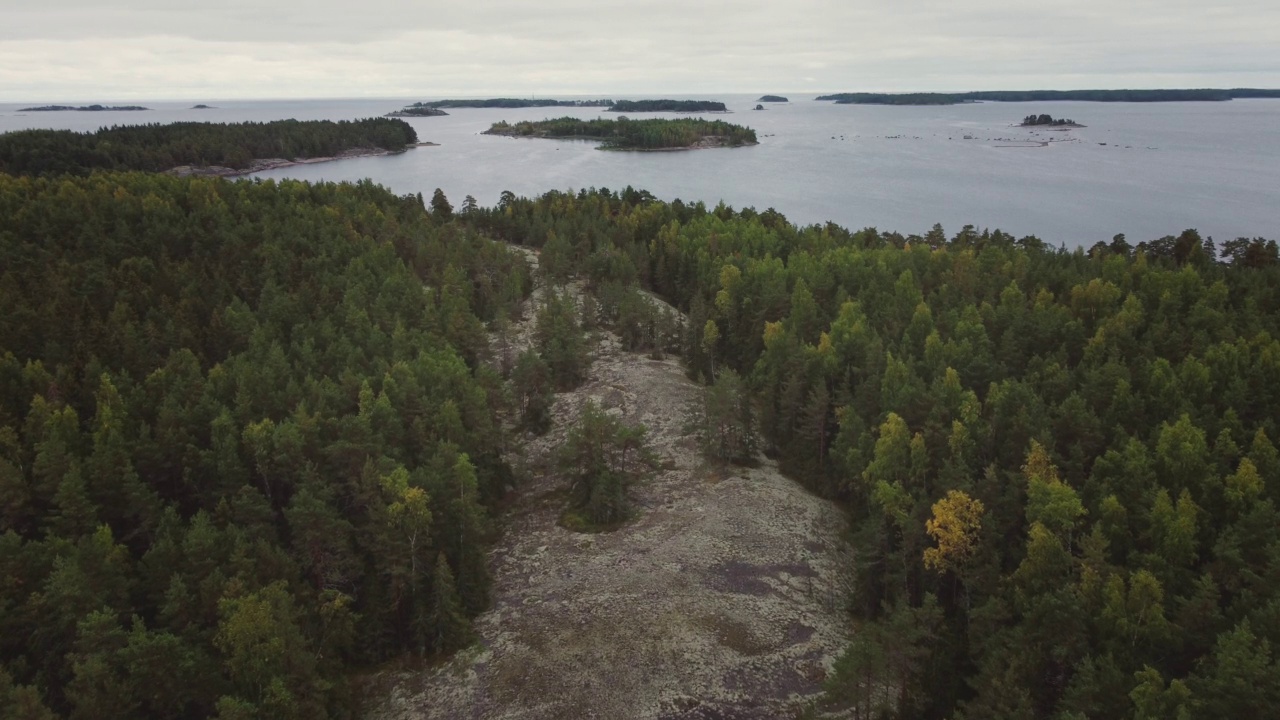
xmin=607 ymin=99 xmax=728 ymax=113
xmin=1020 ymin=113 xmax=1084 ymax=127
xmin=18 ymin=104 xmax=150 ymax=112
xmin=482 ymin=116 xmax=757 ymax=150
xmin=0 ymin=118 xmax=420 ymax=176
xmin=386 ymin=104 xmax=450 ymax=117
xmin=816 ymin=88 xmax=1280 ymax=105
xmin=758 ymin=95 xmax=789 ymax=102
xmin=191 ymin=104 xmax=215 ymax=109
xmin=409 ymin=98 xmax=614 ymax=109
xmin=754 ymin=104 xmax=766 ymax=111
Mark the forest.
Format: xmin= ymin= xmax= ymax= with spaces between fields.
xmin=3 ymin=136 xmax=1280 ymax=718
xmin=466 ymin=189 xmax=1280 ymax=719
xmin=0 ymin=119 xmax=418 ymax=177
xmin=0 ymin=173 xmax=531 ymax=718
xmin=607 ymin=100 xmax=728 ymax=112
xmin=483 ymin=116 xmax=757 ymax=150
xmin=817 ymin=89 xmax=1280 ymax=104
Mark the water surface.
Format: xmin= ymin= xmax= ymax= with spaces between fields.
xmin=2 ymin=95 xmax=1276 ymax=245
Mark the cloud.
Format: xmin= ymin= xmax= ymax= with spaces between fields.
xmin=1 ymin=0 xmax=1278 ymax=100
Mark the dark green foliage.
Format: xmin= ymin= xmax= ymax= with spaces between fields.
xmin=557 ymin=402 xmax=655 ymax=529
xmin=0 ymin=173 xmax=531 ymax=717
xmin=534 ymin=290 xmax=590 ymax=390
xmin=0 ymin=118 xmax=417 ymax=176
xmin=430 ymin=188 xmax=453 ymax=219
xmin=1022 ymin=114 xmax=1078 ymax=126
xmin=427 ymin=553 xmax=472 ymax=655
xmin=696 ymin=369 xmax=757 ymax=465
xmin=607 ymin=99 xmax=728 ymax=112
xmin=484 ymin=116 xmax=756 ymax=150
xmin=511 ymin=350 xmax=553 ymax=434
xmin=458 ymin=186 xmax=1280 ymax=719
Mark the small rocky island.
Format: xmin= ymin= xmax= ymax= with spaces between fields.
xmin=191 ymin=104 xmax=215 ymax=109
xmin=758 ymin=95 xmax=789 ymax=102
xmin=754 ymin=104 xmax=766 ymax=110
xmin=386 ymin=103 xmax=450 ymax=117
xmin=19 ymin=104 xmax=149 ymax=112
xmin=483 ymin=116 xmax=757 ymax=150
xmin=1020 ymin=113 xmax=1085 ymax=127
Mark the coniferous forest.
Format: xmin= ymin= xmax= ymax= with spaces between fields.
xmin=2 ymin=147 xmax=1280 ymax=717
xmin=0 ymin=172 xmax=529 ymax=718
xmin=470 ymin=190 xmax=1280 ymax=719
xmin=484 ymin=117 xmax=757 ymax=149
xmin=0 ymin=119 xmax=418 ymax=177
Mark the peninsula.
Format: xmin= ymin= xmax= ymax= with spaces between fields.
xmin=0 ymin=118 xmax=419 ymax=176
xmin=19 ymin=104 xmax=149 ymax=112
xmin=816 ymin=88 xmax=1280 ymax=105
xmin=607 ymin=99 xmax=727 ymax=113
xmin=483 ymin=116 xmax=756 ymax=150
xmin=758 ymin=95 xmax=789 ymax=102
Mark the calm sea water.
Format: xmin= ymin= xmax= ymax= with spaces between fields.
xmin=2 ymin=94 xmax=1277 ymax=246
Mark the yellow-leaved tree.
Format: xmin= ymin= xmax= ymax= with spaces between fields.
xmin=923 ymin=489 xmax=985 ymax=574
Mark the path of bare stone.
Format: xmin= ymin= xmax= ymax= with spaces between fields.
xmin=365 ymin=246 xmax=854 ymax=719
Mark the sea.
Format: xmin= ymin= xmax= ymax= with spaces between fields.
xmin=2 ymin=94 xmax=1277 ymax=247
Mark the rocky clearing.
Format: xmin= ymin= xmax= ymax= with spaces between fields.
xmin=365 ymin=247 xmax=854 ymax=719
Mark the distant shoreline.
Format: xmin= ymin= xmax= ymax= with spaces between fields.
xmin=19 ymin=104 xmax=150 ymax=112
xmin=167 ymin=144 xmax=432 ymax=178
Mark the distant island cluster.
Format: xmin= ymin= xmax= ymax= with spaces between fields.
xmin=816 ymin=88 xmax=1280 ymax=105
xmin=385 ymin=98 xmax=728 ymax=117
xmin=19 ymin=104 xmax=149 ymax=112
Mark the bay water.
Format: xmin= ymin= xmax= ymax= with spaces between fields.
xmin=2 ymin=94 xmax=1276 ymax=246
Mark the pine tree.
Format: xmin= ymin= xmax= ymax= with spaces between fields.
xmin=428 ymin=553 xmax=471 ymax=655
xmin=429 ymin=188 xmax=453 ymax=219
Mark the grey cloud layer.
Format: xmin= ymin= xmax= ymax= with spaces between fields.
xmin=2 ymin=0 xmax=1278 ymax=100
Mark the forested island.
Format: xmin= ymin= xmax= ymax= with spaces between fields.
xmin=412 ymin=98 xmax=614 ymax=109
xmin=190 ymin=105 xmax=215 ymax=109
xmin=483 ymin=116 xmax=757 ymax=149
xmin=1021 ymin=113 xmax=1083 ymax=127
xmin=385 ymin=105 xmax=449 ymax=117
xmin=758 ymin=95 xmax=789 ymax=102
xmin=0 ymin=118 xmax=419 ymax=176
xmin=1 ymin=164 xmax=1277 ymax=717
xmin=18 ymin=104 xmax=150 ymax=112
xmin=3 ymin=109 xmax=1280 ymax=719
xmin=817 ymin=88 xmax=1280 ymax=104
xmin=607 ymin=99 xmax=728 ymax=113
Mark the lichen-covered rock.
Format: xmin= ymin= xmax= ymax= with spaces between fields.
xmin=364 ymin=248 xmax=853 ymax=719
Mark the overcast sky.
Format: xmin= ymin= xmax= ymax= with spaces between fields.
xmin=3 ymin=0 xmax=1279 ymax=101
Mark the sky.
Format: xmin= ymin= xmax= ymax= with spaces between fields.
xmin=2 ymin=0 xmax=1279 ymax=101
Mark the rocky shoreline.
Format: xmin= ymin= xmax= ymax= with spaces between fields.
xmin=166 ymin=143 xmax=435 ymax=177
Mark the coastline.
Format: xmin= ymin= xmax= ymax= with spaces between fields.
xmin=484 ymin=131 xmax=756 ymax=151
xmin=166 ymin=144 xmax=433 ymax=178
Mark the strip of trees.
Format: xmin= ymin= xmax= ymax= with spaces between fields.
xmin=0 ymin=118 xmax=418 ymax=176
